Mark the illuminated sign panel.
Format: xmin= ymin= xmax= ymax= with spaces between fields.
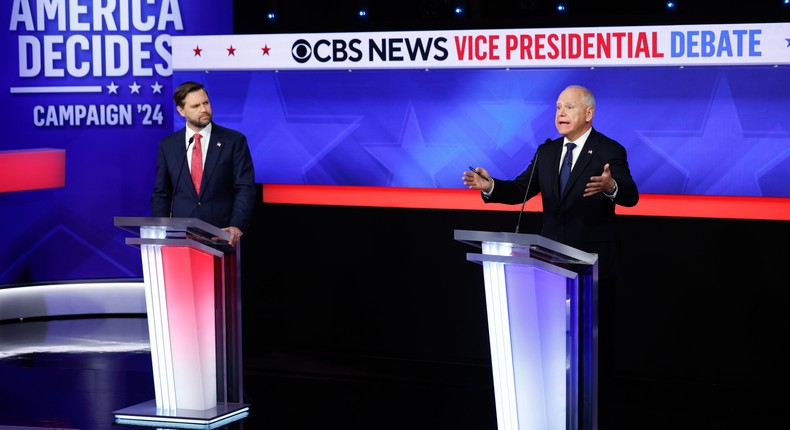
xmin=0 ymin=13 xmax=787 ymax=285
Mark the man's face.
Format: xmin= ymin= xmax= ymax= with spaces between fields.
xmin=177 ymin=89 xmax=212 ymax=129
xmin=555 ymin=87 xmax=593 ymax=142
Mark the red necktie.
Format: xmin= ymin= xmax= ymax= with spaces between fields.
xmin=191 ymin=133 xmax=203 ymax=194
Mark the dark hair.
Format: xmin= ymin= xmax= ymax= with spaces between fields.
xmin=173 ymin=81 xmax=208 ymax=108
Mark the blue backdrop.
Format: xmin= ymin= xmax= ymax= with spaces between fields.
xmin=1 ymin=0 xmax=232 ymax=285
xmin=1 ymin=3 xmax=788 ymax=285
xmin=177 ymin=66 xmax=789 ymax=195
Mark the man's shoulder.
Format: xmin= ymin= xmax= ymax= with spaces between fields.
xmin=590 ymin=128 xmax=624 ymax=148
xmin=161 ymin=127 xmax=186 ymax=143
xmin=538 ymin=136 xmax=562 ymax=151
xmin=211 ymin=123 xmax=246 ymax=140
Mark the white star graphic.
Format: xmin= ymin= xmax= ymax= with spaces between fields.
xmin=129 ymin=81 xmax=141 ymax=94
xmin=106 ymin=82 xmax=119 ymax=94
xmin=363 ymin=104 xmax=463 ymax=187
xmin=151 ymin=82 xmax=163 ymax=94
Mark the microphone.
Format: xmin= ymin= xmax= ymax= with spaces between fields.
xmin=170 ymin=136 xmax=194 ymax=217
xmin=515 ymin=138 xmax=551 ymax=233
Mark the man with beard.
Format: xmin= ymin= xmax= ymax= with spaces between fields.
xmin=151 ymin=81 xmax=255 ymax=246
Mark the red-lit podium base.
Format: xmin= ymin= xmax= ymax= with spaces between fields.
xmin=113 ymin=217 xmax=248 ymax=429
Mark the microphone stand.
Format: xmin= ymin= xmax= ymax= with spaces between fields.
xmin=515 ymin=138 xmax=550 ymax=233
xmin=170 ymin=136 xmax=194 ymax=218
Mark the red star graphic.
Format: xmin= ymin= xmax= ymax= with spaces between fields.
xmin=227 ymin=45 xmax=236 ymax=56
xmin=261 ymin=44 xmax=271 ymax=55
xmin=193 ymin=45 xmax=202 ymax=56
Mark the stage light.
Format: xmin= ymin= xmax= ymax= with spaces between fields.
xmin=556 ymin=3 xmax=567 ymax=14
xmin=453 ymin=1 xmax=466 ymax=17
xmin=357 ymin=0 xmax=370 ymax=20
xmin=664 ymin=1 xmax=678 ymax=15
xmin=266 ymin=12 xmax=276 ymax=20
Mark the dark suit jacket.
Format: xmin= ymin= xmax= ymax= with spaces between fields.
xmin=484 ymin=128 xmax=639 ymax=280
xmin=151 ymin=123 xmax=256 ymax=233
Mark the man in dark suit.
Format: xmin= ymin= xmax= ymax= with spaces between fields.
xmin=462 ymin=84 xmax=639 ymax=428
xmin=151 ymin=81 xmax=255 ymax=246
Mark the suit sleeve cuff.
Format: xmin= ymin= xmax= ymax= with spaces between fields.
xmin=603 ymin=180 xmax=618 ymax=199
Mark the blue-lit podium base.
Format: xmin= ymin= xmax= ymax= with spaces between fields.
xmin=456 ymin=230 xmax=597 ymax=430
xmin=114 ymin=400 xmax=249 ymax=429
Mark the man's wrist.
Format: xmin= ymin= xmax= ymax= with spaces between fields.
xmin=482 ymin=179 xmax=494 ymax=196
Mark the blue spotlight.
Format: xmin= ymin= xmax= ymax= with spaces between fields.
xmin=266 ymin=12 xmax=276 ymax=20
xmin=358 ymin=9 xmax=367 ymax=17
xmin=454 ymin=7 xmax=464 ymax=15
xmin=666 ymin=2 xmax=676 ymax=10
xmin=557 ymin=3 xmax=567 ymax=13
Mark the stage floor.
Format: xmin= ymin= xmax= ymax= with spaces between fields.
xmin=0 ymin=316 xmax=776 ymax=430
xmin=0 ymin=317 xmax=499 ymax=430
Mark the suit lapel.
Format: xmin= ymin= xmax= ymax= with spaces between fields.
xmin=169 ymin=128 xmax=196 ymax=196
xmin=560 ymin=130 xmax=598 ymax=201
xmin=549 ymin=139 xmax=565 ymax=198
xmin=202 ymin=124 xmax=224 ymax=191
xmin=569 ymin=140 xmax=595 ymax=190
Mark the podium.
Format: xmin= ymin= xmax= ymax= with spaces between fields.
xmin=113 ymin=217 xmax=249 ymax=429
xmin=454 ymin=230 xmax=598 ymax=430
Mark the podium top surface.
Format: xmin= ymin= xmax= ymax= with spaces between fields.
xmin=453 ymin=229 xmax=597 ymax=267
xmin=114 ymin=216 xmax=233 ymax=250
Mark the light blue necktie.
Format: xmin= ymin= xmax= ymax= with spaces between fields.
xmin=559 ymin=142 xmax=576 ymax=192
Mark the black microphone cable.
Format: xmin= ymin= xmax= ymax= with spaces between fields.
xmin=515 ymin=138 xmax=551 ymax=233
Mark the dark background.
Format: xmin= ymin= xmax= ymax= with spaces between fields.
xmin=0 ymin=3 xmax=786 ymax=430
xmin=234 ymin=0 xmax=790 ymax=34
xmin=240 ymin=192 xmax=788 ymax=428
xmin=231 ymin=2 xmax=789 ymax=428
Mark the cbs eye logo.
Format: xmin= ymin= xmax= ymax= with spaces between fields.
xmin=291 ymin=39 xmax=312 ymax=63
xmin=291 ymin=38 xmax=364 ymax=63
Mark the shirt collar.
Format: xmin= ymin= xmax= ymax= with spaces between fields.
xmin=187 ymin=122 xmax=212 ymax=143
xmin=564 ymin=127 xmax=592 ymax=149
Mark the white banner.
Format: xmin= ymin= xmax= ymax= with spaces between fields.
xmin=173 ymin=22 xmax=790 ymax=71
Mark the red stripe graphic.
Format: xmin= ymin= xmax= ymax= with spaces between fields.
xmin=0 ymin=149 xmax=66 ymax=193
xmin=262 ymin=184 xmax=790 ymax=221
